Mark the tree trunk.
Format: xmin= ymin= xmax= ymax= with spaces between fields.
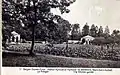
xmin=29 ymin=25 xmax=35 ymax=55
xmin=66 ymin=41 xmax=68 ymax=49
xmin=101 ymin=44 xmax=103 ymax=50
xmin=29 ymin=1 xmax=37 ymax=55
xmin=66 ymin=36 xmax=68 ymax=49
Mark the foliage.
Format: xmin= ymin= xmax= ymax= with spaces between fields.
xmin=71 ymin=23 xmax=80 ymax=40
xmin=2 ymin=0 xmax=75 ymax=40
xmin=104 ymin=26 xmax=110 ymax=37
xmin=7 ymin=43 xmax=120 ymax=61
xmin=112 ymin=30 xmax=120 ymax=36
xmin=98 ymin=26 xmax=103 ymax=37
xmin=2 ymin=0 xmax=76 ymax=54
xmin=90 ymin=24 xmax=98 ymax=37
xmin=82 ymin=23 xmax=89 ymax=36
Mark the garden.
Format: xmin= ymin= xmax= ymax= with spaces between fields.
xmin=4 ymin=43 xmax=120 ymax=61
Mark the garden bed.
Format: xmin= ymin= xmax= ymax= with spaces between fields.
xmin=3 ymin=43 xmax=120 ymax=61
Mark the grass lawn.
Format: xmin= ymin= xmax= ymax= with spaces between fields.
xmin=2 ymin=52 xmax=120 ymax=68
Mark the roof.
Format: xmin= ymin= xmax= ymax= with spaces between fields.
xmin=11 ymin=31 xmax=19 ymax=36
xmin=82 ymin=35 xmax=95 ymax=40
xmin=82 ymin=35 xmax=95 ymax=39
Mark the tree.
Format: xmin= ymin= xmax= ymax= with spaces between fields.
xmin=2 ymin=0 xmax=76 ymax=55
xmin=104 ymin=26 xmax=110 ymax=38
xmin=90 ymin=24 xmax=98 ymax=37
xmin=111 ymin=30 xmax=120 ymax=44
xmin=71 ymin=23 xmax=80 ymax=40
xmin=95 ymin=25 xmax=99 ymax=35
xmin=98 ymin=26 xmax=103 ymax=37
xmin=78 ymin=26 xmax=82 ymax=40
xmin=112 ymin=30 xmax=120 ymax=36
xmin=82 ymin=23 xmax=89 ymax=36
xmin=58 ymin=18 xmax=71 ymax=49
xmin=73 ymin=23 xmax=79 ymax=31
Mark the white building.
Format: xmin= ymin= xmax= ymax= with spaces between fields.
xmin=81 ymin=35 xmax=95 ymax=45
xmin=10 ymin=31 xmax=20 ymax=44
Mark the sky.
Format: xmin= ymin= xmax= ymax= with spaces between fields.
xmin=51 ymin=0 xmax=120 ymax=33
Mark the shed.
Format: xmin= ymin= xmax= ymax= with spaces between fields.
xmin=81 ymin=35 xmax=95 ymax=44
xmin=11 ymin=31 xmax=20 ymax=44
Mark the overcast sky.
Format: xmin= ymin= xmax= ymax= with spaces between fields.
xmin=51 ymin=0 xmax=120 ymax=33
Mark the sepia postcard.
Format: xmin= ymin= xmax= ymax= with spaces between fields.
xmin=1 ymin=0 xmax=120 ymax=75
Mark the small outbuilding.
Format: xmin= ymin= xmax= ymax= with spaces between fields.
xmin=10 ymin=31 xmax=20 ymax=44
xmin=81 ymin=35 xmax=95 ymax=45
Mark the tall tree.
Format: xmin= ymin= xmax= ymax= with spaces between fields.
xmin=78 ymin=26 xmax=82 ymax=40
xmin=104 ymin=26 xmax=110 ymax=38
xmin=57 ymin=17 xmax=71 ymax=48
xmin=71 ymin=23 xmax=79 ymax=40
xmin=90 ymin=24 xmax=97 ymax=37
xmin=2 ymin=0 xmax=76 ymax=55
xmin=95 ymin=25 xmax=99 ymax=35
xmin=98 ymin=26 xmax=103 ymax=37
xmin=73 ymin=23 xmax=79 ymax=31
xmin=82 ymin=23 xmax=89 ymax=36
xmin=104 ymin=26 xmax=110 ymax=34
